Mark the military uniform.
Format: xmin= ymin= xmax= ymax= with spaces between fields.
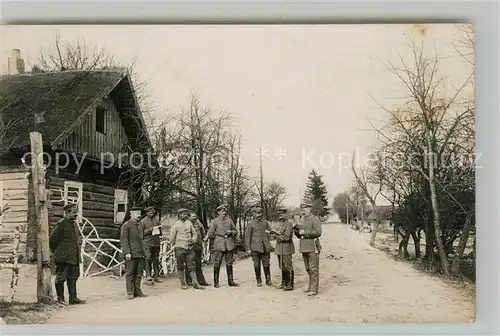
xmin=49 ymin=203 xmax=86 ymax=304
xmin=245 ymin=216 xmax=273 ymax=286
xmin=275 ymin=208 xmax=295 ymax=291
xmin=206 ymin=204 xmax=239 ymax=288
xmin=120 ymin=208 xmax=148 ymax=299
xmin=140 ymin=207 xmax=162 ymax=284
xmin=185 ymin=217 xmax=210 ymax=286
xmin=294 ymin=205 xmax=322 ymax=296
xmin=170 ymin=209 xmax=204 ymax=290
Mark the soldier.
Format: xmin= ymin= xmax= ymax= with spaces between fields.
xmin=245 ymin=205 xmax=273 ymax=287
xmin=49 ymin=203 xmax=86 ymax=305
xmin=170 ymin=208 xmax=204 ymax=290
xmin=140 ymin=206 xmax=162 ymax=285
xmin=206 ymin=204 xmax=239 ymax=288
xmin=274 ymin=207 xmax=295 ymax=291
xmin=120 ymin=206 xmax=147 ymax=299
xmin=185 ymin=212 xmax=210 ymax=286
xmin=294 ymin=202 xmax=322 ymax=296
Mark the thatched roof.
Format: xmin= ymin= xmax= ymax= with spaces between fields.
xmin=0 ymin=70 xmax=150 ymax=151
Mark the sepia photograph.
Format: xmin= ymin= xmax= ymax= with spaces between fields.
xmin=0 ymin=24 xmax=475 ymax=325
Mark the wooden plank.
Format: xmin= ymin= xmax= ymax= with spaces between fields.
xmin=84 ymin=210 xmax=114 ymax=220
xmin=0 ymin=171 xmax=29 ymax=181
xmin=82 ymin=183 xmax=115 ymax=196
xmin=1 ymin=205 xmax=28 ymax=212
xmin=83 ymin=192 xmax=115 ymax=205
xmin=1 ymin=199 xmax=28 ymax=208
xmin=0 ymin=233 xmax=27 ymax=244
xmin=0 ymin=223 xmax=28 ymax=232
xmin=1 ymin=178 xmax=29 ymax=190
xmin=3 ymin=189 xmax=28 ymax=200
xmin=82 ymin=217 xmax=116 ymax=228
xmin=2 ymin=211 xmax=28 ymax=220
xmin=2 ymin=216 xmax=28 ymax=224
xmin=83 ymin=201 xmax=114 ymax=212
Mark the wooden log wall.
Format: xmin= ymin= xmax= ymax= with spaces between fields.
xmin=48 ymin=176 xmax=119 ymax=239
xmin=0 ymin=167 xmax=29 ymax=263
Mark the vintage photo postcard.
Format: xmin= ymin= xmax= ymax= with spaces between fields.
xmin=0 ymin=24 xmax=475 ymax=325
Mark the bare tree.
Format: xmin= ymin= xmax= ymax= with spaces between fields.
xmin=365 ymin=32 xmax=475 ymax=276
xmin=37 ymin=33 xmax=115 ymax=71
xmin=35 ymin=33 xmax=156 ymax=121
xmin=351 ymin=149 xmax=384 ymax=246
xmin=262 ymin=181 xmax=287 ymax=221
xmin=0 ymin=117 xmax=18 ymax=158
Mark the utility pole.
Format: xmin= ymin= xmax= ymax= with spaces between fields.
xmin=30 ymin=132 xmax=53 ymax=302
xmin=259 ymin=148 xmax=266 ymax=219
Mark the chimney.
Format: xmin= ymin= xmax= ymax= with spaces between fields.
xmin=8 ymin=49 xmax=25 ymax=75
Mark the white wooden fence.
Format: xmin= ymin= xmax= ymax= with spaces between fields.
xmin=77 ymin=217 xmax=210 ymax=278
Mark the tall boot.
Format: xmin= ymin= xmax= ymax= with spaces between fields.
xmin=227 ymin=265 xmax=239 ymax=287
xmin=281 ymin=271 xmax=289 ymax=290
xmin=67 ymin=279 xmax=86 ymax=305
xmin=134 ymin=275 xmax=147 ymax=297
xmin=185 ymin=268 xmax=193 ymax=286
xmin=263 ymin=266 xmax=272 ymax=286
xmin=213 ymin=266 xmax=220 ymax=288
xmin=197 ymin=269 xmax=210 ymax=286
xmin=55 ymin=282 xmax=66 ymax=303
xmin=254 ymin=266 xmax=262 ymax=287
xmin=290 ymin=271 xmax=295 ymax=290
xmin=284 ymin=271 xmax=294 ymax=291
xmin=277 ymin=270 xmax=286 ymax=289
xmin=189 ymin=271 xmax=205 ymax=290
xmin=178 ymin=270 xmax=189 ymax=290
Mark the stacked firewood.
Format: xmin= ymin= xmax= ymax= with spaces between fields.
xmin=0 ymin=226 xmax=21 ymax=302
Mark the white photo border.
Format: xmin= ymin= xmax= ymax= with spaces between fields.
xmin=1 ymin=0 xmax=498 ymax=335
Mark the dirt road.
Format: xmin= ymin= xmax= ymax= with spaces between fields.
xmin=44 ymin=224 xmax=474 ymax=324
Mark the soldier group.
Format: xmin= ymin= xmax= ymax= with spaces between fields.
xmin=245 ymin=201 xmax=322 ymax=296
xmin=49 ymin=200 xmax=322 ymax=303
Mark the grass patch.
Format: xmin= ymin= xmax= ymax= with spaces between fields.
xmin=0 ymin=300 xmax=58 ymax=325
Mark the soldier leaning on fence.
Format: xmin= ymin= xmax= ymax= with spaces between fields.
xmin=294 ymin=202 xmax=323 ymax=296
xmin=274 ymin=207 xmax=295 ymax=291
xmin=207 ymin=204 xmax=240 ymax=288
xmin=245 ymin=205 xmax=273 ymax=287
xmin=49 ymin=203 xmax=86 ymax=305
xmin=140 ymin=206 xmax=162 ymax=285
xmin=120 ymin=207 xmax=148 ymax=299
xmin=185 ymin=212 xmax=210 ymax=287
xmin=170 ymin=208 xmax=205 ymax=290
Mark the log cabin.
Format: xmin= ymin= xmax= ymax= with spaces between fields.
xmin=0 ymin=68 xmax=153 ymax=263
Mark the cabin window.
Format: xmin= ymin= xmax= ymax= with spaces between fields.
xmin=114 ymin=189 xmax=128 ymax=224
xmin=95 ymin=106 xmax=106 ymax=134
xmin=64 ymin=181 xmax=83 ymax=224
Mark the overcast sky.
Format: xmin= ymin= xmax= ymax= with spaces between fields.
xmin=1 ymin=24 xmax=472 ymax=206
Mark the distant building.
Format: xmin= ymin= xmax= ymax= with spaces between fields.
xmin=1 ymin=49 xmax=26 ymax=75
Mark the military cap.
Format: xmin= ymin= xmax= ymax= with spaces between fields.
xmin=63 ymin=203 xmax=77 ymax=211
xmin=144 ymin=206 xmax=156 ymax=212
xmin=276 ymin=207 xmax=287 ymax=213
xmin=129 ymin=206 xmax=142 ymax=212
xmin=178 ymin=208 xmax=188 ymax=214
xmin=216 ymin=204 xmax=227 ymax=211
xmin=300 ymin=202 xmax=311 ymax=208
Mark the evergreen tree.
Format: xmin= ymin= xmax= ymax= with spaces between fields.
xmin=302 ymin=169 xmax=330 ymax=217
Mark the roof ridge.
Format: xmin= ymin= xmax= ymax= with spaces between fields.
xmin=4 ymin=68 xmax=125 ymax=77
